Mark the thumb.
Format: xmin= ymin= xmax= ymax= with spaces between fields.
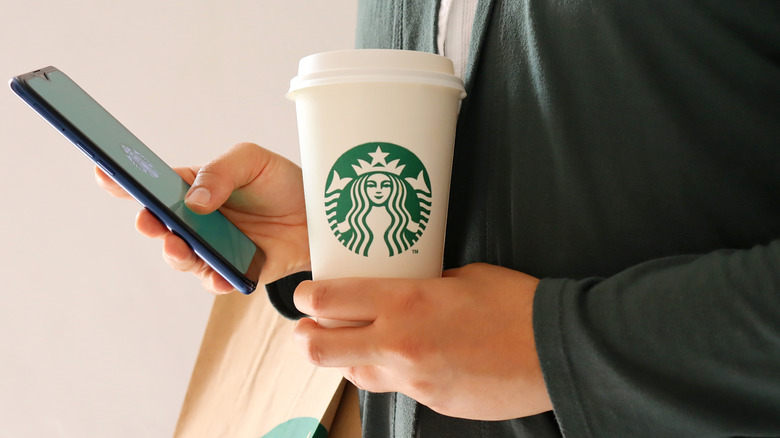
xmin=184 ymin=142 xmax=271 ymax=214
xmin=184 ymin=185 xmax=215 ymax=213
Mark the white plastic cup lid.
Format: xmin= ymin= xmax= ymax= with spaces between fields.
xmin=287 ymin=49 xmax=466 ymax=99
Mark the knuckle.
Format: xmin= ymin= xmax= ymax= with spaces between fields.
xmin=406 ymin=378 xmax=436 ymax=399
xmin=387 ymin=335 xmax=426 ymax=364
xmin=193 ymin=262 xmax=213 ymax=280
xmin=456 ymin=263 xmax=481 ymax=276
xmin=178 ymin=260 xmax=198 ymax=273
xmin=303 ymin=337 xmax=325 ymax=366
xmin=201 ymin=271 xmax=229 ymax=295
xmin=192 ymin=167 xmax=220 ymax=187
xmin=293 ymin=323 xmax=326 ymax=366
xmin=235 ymin=141 xmax=260 ymax=151
xmin=304 ymin=338 xmax=325 ymax=367
xmin=163 ymin=252 xmax=188 ymax=271
xmin=303 ymin=282 xmax=329 ymax=315
xmin=396 ymin=287 xmax=425 ymax=314
xmin=164 ymin=249 xmax=195 ymax=273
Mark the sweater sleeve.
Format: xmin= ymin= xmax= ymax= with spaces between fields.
xmin=533 ymin=239 xmax=780 ymax=437
xmin=264 ymin=271 xmax=311 ymax=320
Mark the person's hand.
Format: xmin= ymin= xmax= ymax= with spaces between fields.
xmin=96 ymin=142 xmax=309 ymax=292
xmin=292 ymin=263 xmax=552 ymax=421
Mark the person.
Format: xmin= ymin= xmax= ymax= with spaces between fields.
xmin=98 ymin=0 xmax=780 ymax=436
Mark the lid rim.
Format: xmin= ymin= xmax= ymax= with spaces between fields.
xmin=288 ymin=69 xmax=466 ymax=98
xmin=288 ymin=49 xmax=466 ymax=100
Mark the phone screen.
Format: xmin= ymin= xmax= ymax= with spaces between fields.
xmin=15 ymin=68 xmax=262 ymax=293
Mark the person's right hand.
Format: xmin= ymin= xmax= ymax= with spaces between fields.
xmin=96 ymin=142 xmax=310 ymax=294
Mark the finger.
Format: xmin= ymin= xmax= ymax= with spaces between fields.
xmin=135 ymin=209 xmax=168 ymax=239
xmin=94 ymin=166 xmax=132 ymax=200
xmin=293 ymin=317 xmax=379 ymax=368
xmin=173 ymin=166 xmax=198 ymax=185
xmin=293 ymin=278 xmax=393 ymax=321
xmin=184 ymin=142 xmax=272 ymax=214
xmin=201 ymin=270 xmax=237 ymax=295
xmin=161 ymin=233 xmax=236 ymax=294
xmin=161 ymin=233 xmax=203 ymax=273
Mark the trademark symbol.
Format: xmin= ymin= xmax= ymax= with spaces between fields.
xmin=412 ymin=249 xmax=419 ymax=254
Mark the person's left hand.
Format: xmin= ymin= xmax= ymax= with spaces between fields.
xmin=292 ymin=263 xmax=553 ymax=421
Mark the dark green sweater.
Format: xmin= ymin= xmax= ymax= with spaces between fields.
xmin=262 ymin=0 xmax=780 ymax=436
xmin=350 ymin=0 xmax=780 ymax=437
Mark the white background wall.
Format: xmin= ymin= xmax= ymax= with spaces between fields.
xmin=0 ymin=1 xmax=357 ymax=436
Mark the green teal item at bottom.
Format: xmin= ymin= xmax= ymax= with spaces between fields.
xmin=261 ymin=417 xmax=328 ymax=438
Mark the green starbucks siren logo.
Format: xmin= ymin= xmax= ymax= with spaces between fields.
xmin=325 ymin=142 xmax=431 ymax=257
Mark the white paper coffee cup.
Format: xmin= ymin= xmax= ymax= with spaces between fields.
xmin=287 ymin=50 xmax=465 ymax=284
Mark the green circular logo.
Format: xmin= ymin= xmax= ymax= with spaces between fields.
xmin=324 ymin=142 xmax=431 ymax=257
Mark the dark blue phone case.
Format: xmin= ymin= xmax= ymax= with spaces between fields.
xmin=10 ymin=67 xmax=263 ymax=294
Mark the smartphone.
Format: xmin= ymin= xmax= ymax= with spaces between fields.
xmin=10 ymin=66 xmax=264 ymax=294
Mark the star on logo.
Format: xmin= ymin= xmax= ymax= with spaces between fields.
xmin=368 ymin=146 xmax=390 ymax=167
xmin=353 ymin=146 xmax=405 ymax=176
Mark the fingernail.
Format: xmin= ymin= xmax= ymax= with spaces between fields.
xmin=187 ymin=187 xmax=211 ymax=207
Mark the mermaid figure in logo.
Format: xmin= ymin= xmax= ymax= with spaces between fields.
xmin=336 ymin=171 xmax=421 ymax=257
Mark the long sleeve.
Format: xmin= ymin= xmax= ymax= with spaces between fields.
xmin=535 ymin=240 xmax=780 ymax=436
xmin=351 ymin=0 xmax=780 ymax=436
